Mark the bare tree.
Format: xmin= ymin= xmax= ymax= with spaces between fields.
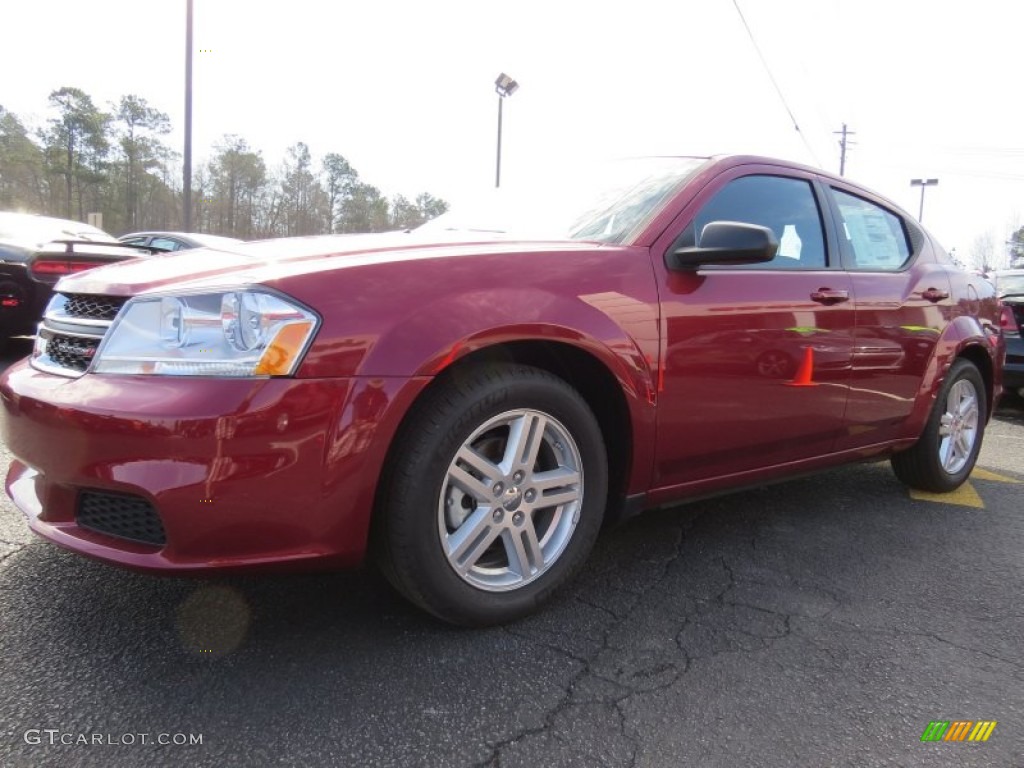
xmin=969 ymin=233 xmax=1003 ymax=274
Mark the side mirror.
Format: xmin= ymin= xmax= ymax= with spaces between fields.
xmin=668 ymin=221 xmax=779 ymax=270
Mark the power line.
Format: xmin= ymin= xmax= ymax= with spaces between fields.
xmin=731 ymin=0 xmax=822 ymax=167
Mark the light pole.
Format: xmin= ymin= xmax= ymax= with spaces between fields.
xmin=494 ymin=73 xmax=519 ymax=188
xmin=183 ymin=0 xmax=194 ymax=231
xmin=910 ymin=178 xmax=938 ymax=222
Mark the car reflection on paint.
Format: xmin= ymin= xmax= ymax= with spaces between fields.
xmin=667 ymin=326 xmax=851 ymax=380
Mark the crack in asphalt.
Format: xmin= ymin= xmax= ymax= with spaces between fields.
xmin=475 ymin=505 xmax=841 ymax=766
xmin=474 ymin=520 xmax=689 ymax=767
xmin=0 ymin=542 xmax=26 ymax=566
xmin=826 ymin=620 xmax=1024 ymax=671
xmin=572 ymin=594 xmax=625 ymax=623
xmin=673 ymin=556 xmax=795 ymax=664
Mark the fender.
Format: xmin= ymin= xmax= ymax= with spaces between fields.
xmin=899 ymin=313 xmax=1001 ymax=440
xmin=363 ymin=287 xmax=661 ymax=496
xmin=281 ymin=245 xmax=663 ymax=493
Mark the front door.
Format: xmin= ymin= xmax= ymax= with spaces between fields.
xmin=652 ymin=171 xmax=855 ymax=491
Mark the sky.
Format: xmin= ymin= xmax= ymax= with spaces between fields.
xmin=2 ymin=0 xmax=1022 ymax=264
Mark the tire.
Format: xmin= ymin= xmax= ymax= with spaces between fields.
xmin=374 ymin=363 xmax=608 ymax=626
xmin=891 ymin=358 xmax=986 ymax=493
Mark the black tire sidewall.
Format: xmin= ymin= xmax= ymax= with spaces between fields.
xmin=383 ymin=366 xmax=607 ymax=626
xmin=895 ymin=359 xmax=987 ymax=492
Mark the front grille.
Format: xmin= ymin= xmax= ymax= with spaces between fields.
xmin=77 ymin=491 xmax=166 ymax=547
xmin=33 ymin=292 xmax=127 ymax=377
xmin=44 ymin=334 xmax=100 ymax=372
xmin=63 ymin=293 xmax=127 ymax=322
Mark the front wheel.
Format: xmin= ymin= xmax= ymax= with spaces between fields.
xmin=374 ymin=364 xmax=608 ymax=626
xmin=891 ymin=358 xmax=986 ymax=492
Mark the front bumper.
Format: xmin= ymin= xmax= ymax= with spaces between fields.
xmin=1 ymin=360 xmax=428 ymax=572
xmin=0 ymin=269 xmax=48 ymax=338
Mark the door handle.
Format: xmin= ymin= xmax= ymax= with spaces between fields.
xmin=810 ymin=289 xmax=849 ymax=305
xmin=922 ymin=287 xmax=950 ymax=302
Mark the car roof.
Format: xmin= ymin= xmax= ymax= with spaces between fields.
xmin=0 ymin=211 xmax=114 ymax=246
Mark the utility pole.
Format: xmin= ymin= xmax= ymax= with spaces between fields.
xmin=834 ymin=123 xmax=855 ymax=176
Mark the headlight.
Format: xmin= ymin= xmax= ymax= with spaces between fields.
xmin=93 ymin=290 xmax=318 ymax=376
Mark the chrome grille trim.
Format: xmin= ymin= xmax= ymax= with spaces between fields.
xmin=61 ymin=293 xmax=128 ymax=322
xmin=31 ymin=292 xmax=128 ymax=378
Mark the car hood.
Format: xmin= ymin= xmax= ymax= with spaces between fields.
xmin=53 ymin=231 xmax=597 ymax=297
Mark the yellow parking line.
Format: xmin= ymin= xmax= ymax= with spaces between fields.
xmin=909 ymin=482 xmax=985 ymax=509
xmin=971 ymin=467 xmax=1021 ymax=484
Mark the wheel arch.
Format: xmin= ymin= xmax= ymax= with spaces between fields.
xmin=957 ymin=342 xmax=996 ymax=420
xmin=373 ymin=340 xmax=640 ymax=531
xmin=902 ymin=316 xmax=1001 ymax=439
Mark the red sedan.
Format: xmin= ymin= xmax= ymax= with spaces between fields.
xmin=0 ymin=156 xmax=1004 ymax=625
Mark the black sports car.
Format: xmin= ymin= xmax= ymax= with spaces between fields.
xmin=0 ymin=212 xmax=119 ymax=351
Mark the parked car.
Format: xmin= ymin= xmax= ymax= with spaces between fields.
xmin=0 ymin=212 xmax=118 ymax=351
xmin=25 ymin=240 xmax=160 ymax=287
xmin=118 ymin=231 xmax=243 ymax=252
xmin=992 ymin=269 xmax=1024 ymax=397
xmin=0 ymin=155 xmax=1004 ymax=626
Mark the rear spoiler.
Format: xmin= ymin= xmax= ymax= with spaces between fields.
xmin=27 ymin=240 xmax=163 ymax=285
xmin=47 ymin=239 xmax=168 ymax=255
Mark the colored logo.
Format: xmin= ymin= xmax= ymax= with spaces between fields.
xmin=921 ymin=721 xmax=997 ymax=742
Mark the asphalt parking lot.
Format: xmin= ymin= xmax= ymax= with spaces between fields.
xmin=1 ymin=336 xmax=1022 ymax=767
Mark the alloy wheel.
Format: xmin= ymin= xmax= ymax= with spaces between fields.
xmin=437 ymin=409 xmax=584 ymax=592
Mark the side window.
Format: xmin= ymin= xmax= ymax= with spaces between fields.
xmin=150 ymin=237 xmax=183 ymax=252
xmin=691 ymin=175 xmax=827 ymax=269
xmin=831 ymin=189 xmax=910 ymax=271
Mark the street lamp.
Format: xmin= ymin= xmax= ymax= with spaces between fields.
xmin=494 ymin=73 xmax=519 ymax=188
xmin=183 ymin=0 xmax=194 ymax=231
xmin=910 ymin=178 xmax=938 ymax=222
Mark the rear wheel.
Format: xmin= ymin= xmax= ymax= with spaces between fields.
xmin=891 ymin=358 xmax=986 ymax=492
xmin=375 ymin=364 xmax=607 ymax=626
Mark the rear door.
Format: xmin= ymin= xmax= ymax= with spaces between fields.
xmin=824 ymin=185 xmax=951 ymax=449
xmin=651 ymin=168 xmax=855 ymax=491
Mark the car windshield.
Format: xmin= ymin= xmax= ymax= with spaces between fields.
xmin=996 ymin=273 xmax=1024 ymax=297
xmin=416 ymin=157 xmax=708 ymax=245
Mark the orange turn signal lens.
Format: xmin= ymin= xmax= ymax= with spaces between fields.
xmin=254 ymin=321 xmax=314 ymax=375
